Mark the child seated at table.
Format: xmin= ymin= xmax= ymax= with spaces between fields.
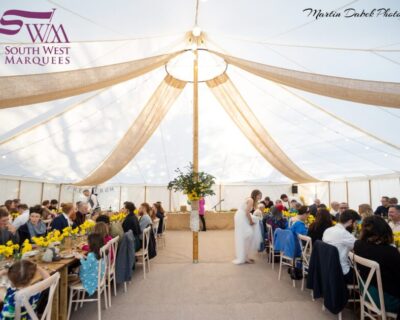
xmin=73 ymin=233 xmax=105 ymax=296
xmin=82 ymin=222 xmax=114 ymax=262
xmin=0 ymin=260 xmax=50 ymax=319
xmin=81 ymin=222 xmax=112 ymax=251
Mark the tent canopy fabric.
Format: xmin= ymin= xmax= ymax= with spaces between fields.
xmin=0 ymin=0 xmax=400 ymax=185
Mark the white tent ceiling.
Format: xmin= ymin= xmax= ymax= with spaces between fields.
xmin=0 ymin=0 xmax=400 ymax=185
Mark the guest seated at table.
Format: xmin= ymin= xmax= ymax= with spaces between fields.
xmin=260 ymin=196 xmax=273 ymax=209
xmin=18 ymin=205 xmax=47 ymax=244
xmin=307 ymin=209 xmax=333 ymax=244
xmin=280 ymin=194 xmax=289 ymax=211
xmin=138 ymin=203 xmax=152 ymax=236
xmin=354 ymin=215 xmax=400 ymax=314
xmin=358 ymin=203 xmax=374 ymax=221
xmin=288 ymin=199 xmax=298 ymax=213
xmin=0 ymin=260 xmax=50 ymax=319
xmin=309 ymin=199 xmax=320 ymax=216
xmin=323 ymin=209 xmax=360 ymax=284
xmin=0 ymin=207 xmax=19 ymax=245
xmin=75 ymin=201 xmax=88 ymax=227
xmin=375 ymin=196 xmax=390 ymax=217
xmin=152 ymin=202 xmax=165 ymax=235
xmin=264 ymin=205 xmax=288 ymax=233
xmin=388 ymin=205 xmax=400 ymax=233
xmin=41 ymin=200 xmax=54 ymax=220
xmin=290 ymin=206 xmax=309 ymax=236
xmin=48 ymin=199 xmax=59 ymax=212
xmin=330 ymin=201 xmax=340 ymax=220
xmin=97 ymin=214 xmax=124 ymax=240
xmin=50 ymin=203 xmax=76 ymax=231
xmin=122 ymin=202 xmax=141 ymax=250
xmin=73 ymin=233 xmax=105 ymax=296
xmin=82 ymin=222 xmax=112 ymax=252
xmin=12 ymin=203 xmax=30 ymax=230
xmin=4 ymin=200 xmax=13 ymax=212
xmin=334 ymin=202 xmax=349 ymax=221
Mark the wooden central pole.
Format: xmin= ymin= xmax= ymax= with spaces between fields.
xmin=193 ymin=39 xmax=199 ymax=263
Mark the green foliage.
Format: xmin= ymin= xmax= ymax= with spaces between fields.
xmin=167 ymin=163 xmax=216 ymax=200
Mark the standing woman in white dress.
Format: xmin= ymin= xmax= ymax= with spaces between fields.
xmin=233 ymin=189 xmax=262 ymax=264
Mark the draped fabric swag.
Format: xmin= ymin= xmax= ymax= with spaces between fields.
xmin=74 ymin=75 xmax=186 ymax=186
xmin=212 ymin=51 xmax=400 ymax=108
xmin=207 ymin=73 xmax=317 ymax=183
xmin=0 ymin=52 xmax=180 ymax=109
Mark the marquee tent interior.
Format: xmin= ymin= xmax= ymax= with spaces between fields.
xmin=0 ymin=0 xmax=400 ymax=209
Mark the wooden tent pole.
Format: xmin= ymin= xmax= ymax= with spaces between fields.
xmin=17 ymin=180 xmax=21 ymax=199
xmin=193 ymin=37 xmax=199 ymax=263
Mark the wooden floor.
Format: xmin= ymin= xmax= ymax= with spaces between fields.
xmin=72 ymin=230 xmax=352 ymax=320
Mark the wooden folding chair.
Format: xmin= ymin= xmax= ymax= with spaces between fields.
xmin=348 ymin=252 xmax=397 ymax=320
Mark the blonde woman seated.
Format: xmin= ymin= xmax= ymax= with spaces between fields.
xmin=358 ymin=203 xmax=373 ymax=221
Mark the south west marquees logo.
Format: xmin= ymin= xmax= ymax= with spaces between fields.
xmin=0 ymin=9 xmax=71 ymax=66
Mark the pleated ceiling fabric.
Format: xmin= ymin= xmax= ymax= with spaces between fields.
xmin=74 ymin=75 xmax=186 ymax=186
xmin=212 ymin=51 xmax=400 ymax=108
xmin=207 ymin=73 xmax=318 ymax=183
xmin=0 ymin=52 xmax=181 ymax=109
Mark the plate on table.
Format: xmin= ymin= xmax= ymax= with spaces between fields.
xmin=22 ymin=250 xmax=39 ymax=258
xmin=60 ymin=253 xmax=74 ymax=259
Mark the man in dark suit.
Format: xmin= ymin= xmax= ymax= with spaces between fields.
xmin=51 ymin=204 xmax=76 ymax=231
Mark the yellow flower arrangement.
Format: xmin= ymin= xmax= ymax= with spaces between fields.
xmin=0 ymin=245 xmax=14 ymax=258
xmin=32 ymin=229 xmax=66 ymax=248
xmin=307 ymin=214 xmax=315 ymax=225
xmin=21 ymin=239 xmax=33 ymax=255
xmin=11 ymin=212 xmax=20 ymax=220
xmin=187 ymin=191 xmax=200 ymax=201
xmin=282 ymin=210 xmax=297 ymax=219
xmin=32 ymin=236 xmax=49 ymax=248
xmin=394 ymin=231 xmax=400 ymax=248
xmin=78 ymin=220 xmax=95 ymax=235
xmin=168 ymin=164 xmax=216 ymax=203
xmin=110 ymin=212 xmax=127 ymax=222
xmin=0 ymin=241 xmax=20 ymax=258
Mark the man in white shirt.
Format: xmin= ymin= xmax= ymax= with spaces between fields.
xmin=388 ymin=205 xmax=400 ymax=232
xmin=323 ymin=209 xmax=360 ymax=283
xmin=12 ymin=203 xmax=30 ymax=229
xmin=83 ymin=189 xmax=100 ymax=212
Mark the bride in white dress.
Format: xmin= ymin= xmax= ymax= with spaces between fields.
xmin=232 ymin=190 xmax=262 ymax=264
